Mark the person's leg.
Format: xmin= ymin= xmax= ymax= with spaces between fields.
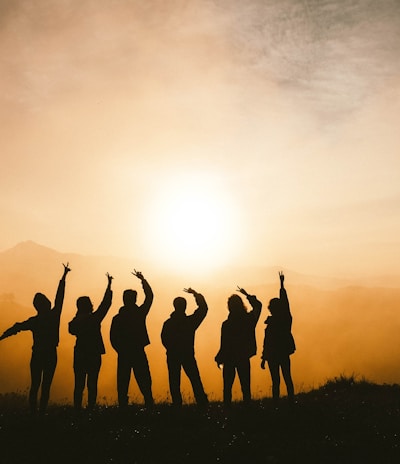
xmin=39 ymin=349 xmax=57 ymax=414
xmin=237 ymin=358 xmax=251 ymax=404
xmin=267 ymin=358 xmax=281 ymax=403
xmin=73 ymin=351 xmax=87 ymax=410
xmin=132 ymin=349 xmax=154 ymax=408
xmin=29 ymin=351 xmax=42 ymax=415
xmin=222 ymin=363 xmax=236 ymax=406
xmin=87 ymin=354 xmax=102 ymax=410
xmin=280 ymin=355 xmax=294 ymax=401
xmin=117 ymin=354 xmax=131 ymax=408
xmin=182 ymin=356 xmax=208 ymax=407
xmin=167 ymin=354 xmax=183 ymax=407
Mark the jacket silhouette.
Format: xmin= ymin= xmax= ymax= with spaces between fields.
xmin=261 ymin=272 xmax=295 ymax=403
xmin=215 ymin=287 xmax=262 ymax=406
xmin=0 ymin=263 xmax=70 ymax=415
xmin=161 ymin=288 xmax=208 ymax=408
xmin=69 ymin=273 xmax=113 ymax=410
xmin=110 ymin=270 xmax=154 ymax=408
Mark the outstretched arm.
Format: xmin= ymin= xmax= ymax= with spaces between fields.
xmin=184 ymin=288 xmax=208 ymax=327
xmin=0 ymin=319 xmax=31 ymax=341
xmin=53 ymin=262 xmax=71 ymax=315
xmin=132 ymin=270 xmax=153 ymax=315
xmin=93 ymin=273 xmax=113 ymax=322
xmin=0 ymin=325 xmax=18 ymax=341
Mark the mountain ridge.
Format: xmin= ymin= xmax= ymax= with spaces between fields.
xmin=1 ymin=240 xmax=399 ymax=290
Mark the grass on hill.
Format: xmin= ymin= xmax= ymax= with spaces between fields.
xmin=0 ymin=375 xmax=399 ymax=464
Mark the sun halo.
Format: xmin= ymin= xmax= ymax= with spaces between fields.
xmin=144 ymin=173 xmax=240 ymax=273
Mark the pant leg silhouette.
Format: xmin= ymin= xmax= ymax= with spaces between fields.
xmin=30 ymin=349 xmax=57 ymax=415
xmin=73 ymin=353 xmax=87 ymax=410
xmin=166 ymin=354 xmax=183 ymax=406
xmin=268 ymin=358 xmax=281 ymax=401
xmin=87 ymin=356 xmax=101 ymax=410
xmin=268 ymin=355 xmax=294 ymax=401
xmin=131 ymin=349 xmax=153 ymax=407
xmin=222 ymin=363 xmax=236 ymax=405
xmin=181 ymin=356 xmax=208 ymax=406
xmin=117 ymin=354 xmax=132 ymax=408
xmin=236 ymin=358 xmax=251 ymax=403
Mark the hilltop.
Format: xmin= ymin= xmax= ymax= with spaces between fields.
xmin=0 ymin=376 xmax=399 ymax=463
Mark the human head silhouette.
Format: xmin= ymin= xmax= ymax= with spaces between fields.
xmin=123 ymin=289 xmax=138 ymax=306
xmin=173 ymin=297 xmax=187 ymax=315
xmin=268 ymin=297 xmax=281 ymax=315
xmin=76 ymin=296 xmax=93 ymax=315
xmin=227 ymin=294 xmax=247 ymax=316
xmin=33 ymin=293 xmax=51 ymax=314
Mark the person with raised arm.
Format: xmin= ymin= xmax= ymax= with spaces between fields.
xmin=215 ymin=286 xmax=262 ymax=407
xmin=68 ymin=272 xmax=113 ymax=411
xmin=161 ymin=287 xmax=209 ymax=410
xmin=261 ymin=272 xmax=295 ymax=405
xmin=0 ymin=263 xmax=71 ymax=415
xmin=110 ymin=270 xmax=154 ymax=409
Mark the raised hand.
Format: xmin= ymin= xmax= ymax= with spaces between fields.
xmin=279 ymin=271 xmax=285 ymax=286
xmin=132 ymin=269 xmax=144 ymax=281
xmin=62 ymin=262 xmax=71 ymax=276
xmin=236 ymin=286 xmax=248 ymax=296
xmin=106 ymin=272 xmax=113 ymax=284
xmin=183 ymin=288 xmax=197 ymax=295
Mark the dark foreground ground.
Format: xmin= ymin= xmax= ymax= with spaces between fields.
xmin=1 ymin=376 xmax=400 ymax=464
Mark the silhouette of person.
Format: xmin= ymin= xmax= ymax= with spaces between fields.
xmin=110 ymin=270 xmax=154 ymax=409
xmin=215 ymin=287 xmax=262 ymax=406
xmin=0 ymin=263 xmax=71 ymax=415
xmin=68 ymin=273 xmax=113 ymax=411
xmin=161 ymin=288 xmax=209 ymax=409
xmin=261 ymin=272 xmax=295 ymax=404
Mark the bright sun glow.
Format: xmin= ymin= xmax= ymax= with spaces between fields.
xmin=144 ymin=170 xmax=241 ymax=272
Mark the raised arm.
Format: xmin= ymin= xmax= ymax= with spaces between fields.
xmin=132 ymin=270 xmax=153 ymax=315
xmin=279 ymin=271 xmax=291 ymax=316
xmin=93 ymin=273 xmax=113 ymax=322
xmin=184 ymin=288 xmax=208 ymax=327
xmin=237 ymin=286 xmax=262 ymax=323
xmin=53 ymin=262 xmax=71 ymax=316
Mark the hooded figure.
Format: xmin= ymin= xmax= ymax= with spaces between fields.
xmin=0 ymin=263 xmax=70 ymax=415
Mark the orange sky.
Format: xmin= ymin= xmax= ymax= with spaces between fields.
xmin=1 ymin=0 xmax=400 ymax=280
xmin=1 ymin=1 xmax=400 ymax=403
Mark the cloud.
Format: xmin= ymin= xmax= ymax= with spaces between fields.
xmin=0 ymin=0 xmax=400 ymax=274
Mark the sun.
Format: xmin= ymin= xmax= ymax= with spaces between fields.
xmin=143 ymin=170 xmax=241 ymax=272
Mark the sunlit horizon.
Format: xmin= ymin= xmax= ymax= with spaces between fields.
xmin=1 ymin=0 xmax=400 ymax=405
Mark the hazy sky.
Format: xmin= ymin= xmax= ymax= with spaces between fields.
xmin=1 ymin=0 xmax=400 ymax=278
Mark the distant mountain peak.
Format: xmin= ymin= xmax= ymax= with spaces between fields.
xmin=2 ymin=241 xmax=61 ymax=257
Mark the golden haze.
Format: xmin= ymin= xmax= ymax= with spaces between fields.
xmin=0 ymin=242 xmax=399 ymax=405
